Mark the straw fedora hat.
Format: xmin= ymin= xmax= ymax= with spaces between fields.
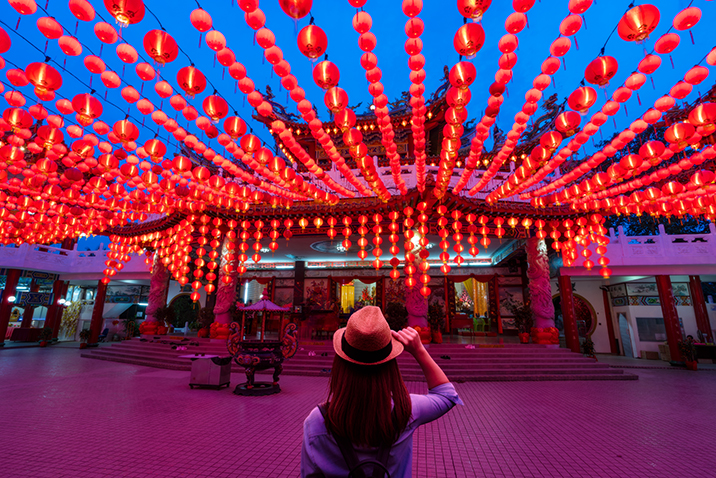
xmin=333 ymin=306 xmax=404 ymax=365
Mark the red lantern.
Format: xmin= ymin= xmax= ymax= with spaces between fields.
xmin=202 ymin=95 xmax=229 ymax=122
xmin=143 ymin=30 xmax=178 ymax=64
xmin=313 ymin=60 xmax=339 ymax=90
xmin=584 ymin=56 xmax=618 ymax=87
xmin=70 ymin=0 xmax=95 ymax=21
xmin=449 ymin=62 xmax=476 ymax=89
xmin=176 ymin=66 xmax=206 ymax=97
xmin=453 ymin=23 xmax=484 ymax=57
xmin=103 ymin=0 xmax=145 ymax=27
xmin=113 ymin=120 xmax=139 ymax=144
xmin=324 ymin=87 xmax=348 ymax=113
xmin=94 ymin=22 xmax=118 ymax=44
xmin=297 ymin=24 xmax=327 ymax=59
xmin=224 ymin=116 xmax=247 ymax=139
xmin=205 ymin=30 xmax=226 ymax=52
xmin=25 ymin=63 xmax=62 ymax=94
xmin=72 ymin=93 xmax=103 ymax=125
xmin=116 ymin=43 xmax=138 ymax=63
xmin=58 ymin=36 xmax=82 ymax=56
xmin=457 ymin=0 xmax=491 ymax=21
xmin=688 ymin=103 xmax=716 ymax=134
xmin=555 ymin=111 xmax=581 ymax=136
xmin=673 ymin=7 xmax=701 ymax=31
xmin=37 ymin=17 xmax=63 ymax=40
xmin=617 ymin=4 xmax=660 ymax=42
xmin=568 ymin=87 xmax=597 ymax=114
xmin=279 ymin=0 xmax=312 ymax=19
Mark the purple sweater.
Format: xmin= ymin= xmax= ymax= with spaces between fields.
xmin=301 ymin=382 xmax=463 ymax=478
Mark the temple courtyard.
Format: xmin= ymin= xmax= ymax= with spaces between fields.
xmin=1 ymin=346 xmax=715 ymax=478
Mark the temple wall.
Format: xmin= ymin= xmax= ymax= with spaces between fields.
xmin=550 ymin=279 xmax=611 ymax=354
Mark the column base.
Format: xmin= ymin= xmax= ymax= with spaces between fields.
xmin=530 ymin=327 xmax=559 ymax=345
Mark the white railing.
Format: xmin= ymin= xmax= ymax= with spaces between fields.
xmin=604 ymin=223 xmax=716 ymax=267
xmin=0 ymin=243 xmax=148 ymax=275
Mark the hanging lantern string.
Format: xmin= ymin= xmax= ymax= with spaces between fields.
xmin=0 ymin=53 xmax=299 ymax=206
xmin=139 ymin=3 xmax=276 ymax=148
xmin=498 ymin=0 xmax=700 ymax=202
xmin=521 ymin=22 xmax=710 ymax=202
xmin=35 ymin=0 xmax=274 ymax=149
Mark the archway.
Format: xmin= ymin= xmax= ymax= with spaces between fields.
xmin=552 ymin=293 xmax=597 ymax=338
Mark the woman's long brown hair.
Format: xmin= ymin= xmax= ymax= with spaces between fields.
xmin=324 ymin=355 xmax=411 ymax=447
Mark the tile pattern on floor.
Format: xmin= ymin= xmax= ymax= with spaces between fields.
xmin=1 ymin=346 xmax=715 ymax=477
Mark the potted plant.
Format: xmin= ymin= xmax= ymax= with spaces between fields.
xmin=427 ymin=301 xmax=445 ymax=344
xmin=385 ymin=301 xmax=408 ymax=332
xmin=79 ymin=329 xmax=91 ymax=349
xmin=582 ymin=336 xmax=596 ymax=359
xmin=679 ymin=337 xmax=697 ymax=370
xmin=504 ymin=295 xmax=533 ymax=344
xmin=38 ymin=327 xmax=53 ymax=347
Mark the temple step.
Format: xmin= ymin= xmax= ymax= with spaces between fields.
xmin=81 ymin=338 xmax=636 ymax=381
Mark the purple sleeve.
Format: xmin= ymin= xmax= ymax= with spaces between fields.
xmin=410 ymin=382 xmax=463 ymax=427
xmin=301 ymin=410 xmax=325 ymax=478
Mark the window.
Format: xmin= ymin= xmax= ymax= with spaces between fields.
xmin=636 ymin=317 xmax=667 ymax=342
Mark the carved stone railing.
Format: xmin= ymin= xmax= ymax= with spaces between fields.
xmin=605 ymin=223 xmax=716 ymax=267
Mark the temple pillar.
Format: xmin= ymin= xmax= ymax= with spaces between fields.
xmin=213 ymin=236 xmax=239 ymax=324
xmin=602 ymin=288 xmax=618 ymax=354
xmin=88 ymin=280 xmax=108 ymax=346
xmin=558 ymin=275 xmax=580 ymax=353
xmin=526 ymin=237 xmax=558 ymax=345
xmin=655 ymin=275 xmax=682 ymax=362
xmin=144 ymin=256 xmax=170 ymax=323
xmin=45 ymin=279 xmax=64 ymax=331
xmin=20 ymin=280 xmax=40 ymax=328
xmin=689 ymin=275 xmax=712 ymax=343
xmin=293 ymin=261 xmax=305 ymax=308
xmin=0 ymin=268 xmax=22 ymax=347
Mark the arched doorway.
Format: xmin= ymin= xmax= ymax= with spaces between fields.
xmin=552 ymin=294 xmax=596 ymax=337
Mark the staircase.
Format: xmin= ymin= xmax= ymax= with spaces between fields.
xmin=81 ymin=338 xmax=637 ymax=381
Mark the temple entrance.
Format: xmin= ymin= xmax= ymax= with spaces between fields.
xmin=336 ymin=279 xmax=377 ymax=314
xmin=446 ymin=275 xmax=501 ymax=336
xmin=453 ymin=279 xmax=491 ymax=334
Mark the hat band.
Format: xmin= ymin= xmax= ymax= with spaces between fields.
xmin=341 ymin=334 xmax=392 ymax=364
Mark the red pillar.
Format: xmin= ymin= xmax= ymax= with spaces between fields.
xmin=45 ymin=280 xmax=67 ymax=339
xmin=88 ymin=280 xmax=108 ymax=346
xmin=602 ymin=288 xmax=618 ymax=354
xmin=656 ymin=275 xmax=682 ymax=362
xmin=689 ymin=275 xmax=712 ymax=343
xmin=558 ymin=275 xmax=580 ymax=353
xmin=0 ymin=269 xmax=22 ymax=346
xmin=21 ymin=280 xmax=40 ymax=328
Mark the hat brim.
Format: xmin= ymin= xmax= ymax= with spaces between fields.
xmin=333 ymin=327 xmax=404 ymax=366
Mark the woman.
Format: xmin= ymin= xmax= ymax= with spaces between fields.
xmin=301 ymin=306 xmax=462 ymax=477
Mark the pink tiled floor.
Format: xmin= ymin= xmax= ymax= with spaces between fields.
xmin=1 ymin=346 xmax=715 ymax=478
